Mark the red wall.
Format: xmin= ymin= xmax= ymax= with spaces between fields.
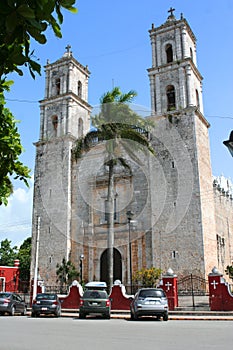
xmin=0 ymin=260 xmax=20 ymax=292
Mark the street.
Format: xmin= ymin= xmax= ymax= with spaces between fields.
xmin=1 ymin=316 xmax=233 ymax=350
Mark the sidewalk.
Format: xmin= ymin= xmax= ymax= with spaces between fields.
xmin=59 ymin=309 xmax=233 ymax=321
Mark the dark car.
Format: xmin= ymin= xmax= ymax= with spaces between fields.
xmin=0 ymin=292 xmax=27 ymax=316
xmin=130 ymin=288 xmax=169 ymax=321
xmin=79 ymin=289 xmax=111 ymax=319
xmin=31 ymin=293 xmax=61 ymax=317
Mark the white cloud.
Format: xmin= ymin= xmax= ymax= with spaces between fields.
xmin=0 ymin=177 xmax=34 ymax=248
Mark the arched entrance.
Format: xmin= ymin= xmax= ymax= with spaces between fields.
xmin=100 ymin=248 xmax=122 ymax=284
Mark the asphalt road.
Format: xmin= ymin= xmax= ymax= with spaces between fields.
xmin=1 ymin=316 xmax=233 ymax=350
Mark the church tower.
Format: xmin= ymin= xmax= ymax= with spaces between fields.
xmin=31 ymin=47 xmax=91 ymax=283
xmin=148 ymin=9 xmax=217 ymax=278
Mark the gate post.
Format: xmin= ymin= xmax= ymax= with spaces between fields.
xmin=160 ymin=268 xmax=178 ymax=310
xmin=208 ymin=266 xmax=223 ymax=311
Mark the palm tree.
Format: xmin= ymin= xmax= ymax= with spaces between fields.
xmin=74 ymin=87 xmax=155 ymax=287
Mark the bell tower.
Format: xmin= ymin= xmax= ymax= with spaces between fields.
xmin=31 ymin=47 xmax=91 ymax=284
xmin=148 ymin=10 xmax=217 ymax=278
xmin=148 ymin=8 xmax=203 ymax=116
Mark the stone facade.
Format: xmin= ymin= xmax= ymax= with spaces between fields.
xmin=31 ymin=12 xmax=233 ymax=287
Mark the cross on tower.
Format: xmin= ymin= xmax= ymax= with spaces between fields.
xmin=65 ymin=44 xmax=71 ymax=53
xmin=168 ymin=7 xmax=175 ymax=16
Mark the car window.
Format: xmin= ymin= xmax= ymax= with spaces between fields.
xmin=36 ymin=294 xmax=56 ymax=300
xmin=139 ymin=290 xmax=165 ymax=298
xmin=0 ymin=293 xmax=11 ymax=299
xmin=83 ymin=291 xmax=107 ymax=299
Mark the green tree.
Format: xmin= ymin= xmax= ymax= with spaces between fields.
xmin=0 ymin=238 xmax=18 ymax=266
xmin=74 ymin=87 xmax=155 ymax=287
xmin=56 ymin=258 xmax=79 ymax=291
xmin=133 ymin=267 xmax=162 ymax=288
xmin=17 ymin=237 xmax=31 ymax=283
xmin=225 ymin=265 xmax=233 ymax=280
xmin=0 ymin=0 xmax=77 ymax=205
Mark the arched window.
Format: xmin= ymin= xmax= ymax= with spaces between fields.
xmin=195 ymin=89 xmax=200 ymax=109
xmin=166 ymin=85 xmax=176 ymax=111
xmin=166 ymin=44 xmax=173 ymax=63
xmin=55 ymin=78 xmax=61 ymax=95
xmin=52 ymin=115 xmax=58 ymax=135
xmin=78 ymin=81 xmax=82 ymax=98
xmin=78 ymin=117 xmax=83 ymax=138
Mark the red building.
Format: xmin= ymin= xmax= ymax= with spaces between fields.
xmin=0 ymin=260 xmax=20 ymax=292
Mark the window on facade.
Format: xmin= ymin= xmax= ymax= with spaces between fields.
xmin=166 ymin=85 xmax=176 ymax=111
xmin=52 ymin=115 xmax=58 ymax=135
xmin=195 ymin=89 xmax=200 ymax=109
xmin=78 ymin=118 xmax=84 ymax=138
xmin=190 ymin=47 xmax=193 ymax=61
xmin=166 ymin=44 xmax=173 ymax=63
xmin=78 ymin=81 xmax=82 ymax=98
xmin=104 ymin=198 xmax=117 ymax=222
xmin=55 ymin=78 xmax=61 ymax=95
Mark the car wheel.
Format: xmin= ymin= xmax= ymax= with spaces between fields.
xmin=55 ymin=309 xmax=61 ymax=317
xmin=104 ymin=313 xmax=110 ymax=319
xmin=0 ymin=312 xmax=3 ymax=316
xmin=21 ymin=307 xmax=27 ymax=316
xmin=10 ymin=306 xmax=15 ymax=316
xmin=79 ymin=312 xmax=86 ymax=319
xmin=163 ymin=313 xmax=168 ymax=321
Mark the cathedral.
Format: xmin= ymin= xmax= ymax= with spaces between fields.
xmin=30 ymin=10 xmax=233 ymax=288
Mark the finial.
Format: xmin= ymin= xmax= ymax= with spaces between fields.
xmin=64 ymin=44 xmax=72 ymax=58
xmin=180 ymin=13 xmax=183 ymax=20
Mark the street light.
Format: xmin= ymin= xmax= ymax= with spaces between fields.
xmin=223 ymin=130 xmax=233 ymax=157
xmin=126 ymin=210 xmax=134 ymax=294
xmin=79 ymin=254 xmax=84 ymax=283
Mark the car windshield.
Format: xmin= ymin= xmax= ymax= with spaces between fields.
xmin=139 ymin=290 xmax=165 ymax=298
xmin=0 ymin=293 xmax=11 ymax=299
xmin=36 ymin=294 xmax=57 ymax=300
xmin=83 ymin=291 xmax=108 ymax=299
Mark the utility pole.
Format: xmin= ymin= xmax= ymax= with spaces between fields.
xmin=32 ymin=216 xmax=40 ymax=300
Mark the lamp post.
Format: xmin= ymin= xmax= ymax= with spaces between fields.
xmin=126 ymin=210 xmax=134 ymax=294
xmin=79 ymin=254 xmax=84 ymax=284
xmin=223 ymin=130 xmax=233 ymax=157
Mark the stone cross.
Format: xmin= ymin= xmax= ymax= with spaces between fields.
xmin=211 ymin=280 xmax=219 ymax=289
xmin=165 ymin=281 xmax=172 ymax=291
xmin=65 ymin=44 xmax=71 ymax=53
xmin=168 ymin=7 xmax=175 ymax=16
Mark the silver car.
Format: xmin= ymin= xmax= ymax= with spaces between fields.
xmin=130 ymin=288 xmax=169 ymax=321
xmin=0 ymin=292 xmax=27 ymax=316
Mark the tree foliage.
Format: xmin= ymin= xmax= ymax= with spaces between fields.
xmin=225 ymin=265 xmax=233 ymax=280
xmin=0 ymin=0 xmax=77 ymax=205
xmin=133 ymin=267 xmax=162 ymax=288
xmin=56 ymin=257 xmax=79 ymax=288
xmin=0 ymin=238 xmax=18 ymax=266
xmin=17 ymin=237 xmax=31 ymax=282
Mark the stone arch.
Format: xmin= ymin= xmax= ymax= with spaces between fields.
xmin=100 ymin=248 xmax=122 ymax=284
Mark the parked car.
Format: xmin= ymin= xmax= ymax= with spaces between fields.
xmin=31 ymin=293 xmax=61 ymax=317
xmin=0 ymin=292 xmax=27 ymax=316
xmin=130 ymin=288 xmax=169 ymax=321
xmin=79 ymin=289 xmax=111 ymax=319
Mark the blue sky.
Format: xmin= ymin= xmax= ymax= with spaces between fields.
xmin=0 ymin=0 xmax=232 ymax=247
